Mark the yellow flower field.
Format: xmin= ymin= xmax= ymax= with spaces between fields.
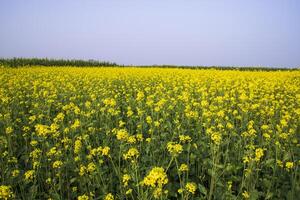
xmin=0 ymin=67 xmax=299 ymax=199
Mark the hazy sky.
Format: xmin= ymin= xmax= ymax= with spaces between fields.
xmin=1 ymin=0 xmax=299 ymax=67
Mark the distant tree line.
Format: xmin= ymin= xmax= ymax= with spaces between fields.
xmin=0 ymin=58 xmax=298 ymax=71
xmin=0 ymin=58 xmax=118 ymax=67
xmin=135 ymin=65 xmax=299 ymax=71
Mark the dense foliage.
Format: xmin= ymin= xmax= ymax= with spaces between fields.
xmin=0 ymin=67 xmax=299 ymax=200
xmin=0 ymin=58 xmax=117 ymax=67
xmin=0 ymin=58 xmax=298 ymax=71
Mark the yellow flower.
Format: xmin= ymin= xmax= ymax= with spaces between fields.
xmin=5 ymin=127 xmax=13 ymax=135
xmin=30 ymin=140 xmax=38 ymax=147
xmin=52 ymin=161 xmax=63 ymax=169
xmin=104 ymin=193 xmax=114 ymax=200
xmin=125 ymin=189 xmax=132 ymax=195
xmin=35 ymin=124 xmax=50 ymax=137
xmin=12 ymin=170 xmax=20 ymax=177
xmin=254 ymin=148 xmax=264 ymax=161
xmin=77 ymin=194 xmax=89 ymax=200
xmin=0 ymin=185 xmax=14 ymax=199
xmin=71 ymin=119 xmax=80 ymax=129
xmin=179 ymin=135 xmax=192 ymax=143
xmin=30 ymin=148 xmax=42 ymax=160
xmin=179 ymin=164 xmax=189 ymax=172
xmin=142 ymin=167 xmax=168 ymax=188
xmin=87 ymin=162 xmax=96 ymax=173
xmin=136 ymin=91 xmax=145 ymax=101
xmin=102 ymin=146 xmax=110 ymax=156
xmin=123 ymin=148 xmax=139 ymax=160
xmin=185 ymin=182 xmax=197 ymax=194
xmin=74 ymin=139 xmax=82 ymax=154
xmin=167 ymin=142 xmax=183 ymax=156
xmin=211 ymin=132 xmax=222 ymax=145
xmin=242 ymin=191 xmax=250 ymax=199
xmin=136 ymin=134 xmax=143 ymax=141
xmin=227 ymin=181 xmax=232 ymax=191
xmin=276 ymin=160 xmax=283 ymax=168
xmin=24 ymin=170 xmax=35 ymax=181
xmin=122 ymin=174 xmax=131 ymax=187
xmin=127 ymin=136 xmax=137 ymax=144
xmin=116 ymin=129 xmax=129 ymax=141
xmin=153 ymin=187 xmax=162 ymax=199
xmin=286 ymin=162 xmax=294 ymax=170
xmin=79 ymin=165 xmax=86 ymax=176
xmin=146 ymin=116 xmax=152 ymax=124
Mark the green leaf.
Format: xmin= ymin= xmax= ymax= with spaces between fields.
xmin=198 ymin=184 xmax=207 ymax=196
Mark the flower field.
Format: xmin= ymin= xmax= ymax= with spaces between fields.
xmin=0 ymin=67 xmax=299 ymax=200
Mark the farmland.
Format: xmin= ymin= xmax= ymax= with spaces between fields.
xmin=0 ymin=67 xmax=299 ymax=199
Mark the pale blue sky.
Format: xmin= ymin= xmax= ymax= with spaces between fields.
xmin=0 ymin=0 xmax=299 ymax=67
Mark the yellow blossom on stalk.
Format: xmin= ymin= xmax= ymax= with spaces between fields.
xmin=285 ymin=162 xmax=294 ymax=170
xmin=167 ymin=142 xmax=183 ymax=156
xmin=136 ymin=134 xmax=143 ymax=141
xmin=146 ymin=116 xmax=152 ymax=124
xmin=243 ymin=156 xmax=250 ymax=164
xmin=77 ymin=194 xmax=89 ymax=200
xmin=79 ymin=165 xmax=87 ymax=176
xmin=71 ymin=119 xmax=80 ymax=129
xmin=242 ymin=191 xmax=250 ymax=199
xmin=74 ymin=139 xmax=82 ymax=154
xmin=211 ymin=132 xmax=222 ymax=145
xmin=153 ymin=187 xmax=163 ymax=199
xmin=30 ymin=140 xmax=38 ymax=147
xmin=263 ymin=133 xmax=271 ymax=140
xmin=30 ymin=148 xmax=42 ymax=160
xmin=179 ymin=164 xmax=189 ymax=172
xmin=87 ymin=162 xmax=96 ymax=173
xmin=52 ymin=160 xmax=63 ymax=169
xmin=72 ymin=187 xmax=77 ymax=192
xmin=5 ymin=127 xmax=13 ymax=135
xmin=35 ymin=124 xmax=50 ymax=137
xmin=185 ymin=182 xmax=197 ymax=194
xmin=179 ymin=135 xmax=192 ymax=143
xmin=47 ymin=147 xmax=57 ymax=157
xmin=254 ymin=148 xmax=264 ymax=161
xmin=261 ymin=124 xmax=269 ymax=130
xmin=24 ymin=170 xmax=35 ymax=181
xmin=46 ymin=178 xmax=52 ymax=184
xmin=178 ymin=188 xmax=184 ymax=194
xmin=123 ymin=148 xmax=139 ymax=160
xmin=33 ymin=161 xmax=40 ymax=169
xmin=136 ymin=91 xmax=145 ymax=101
xmin=125 ymin=189 xmax=132 ymax=195
xmin=119 ymin=120 xmax=126 ymax=127
xmin=54 ymin=112 xmax=65 ymax=123
xmin=104 ymin=193 xmax=114 ymax=200
xmin=127 ymin=108 xmax=133 ymax=117
xmin=142 ymin=167 xmax=168 ymax=188
xmin=0 ymin=185 xmax=14 ymax=199
xmin=227 ymin=181 xmax=232 ymax=191
xmin=12 ymin=170 xmax=20 ymax=177
xmin=102 ymin=146 xmax=110 ymax=156
xmin=276 ymin=160 xmax=283 ymax=168
xmin=122 ymin=174 xmax=131 ymax=187
xmin=116 ymin=129 xmax=129 ymax=141
xmin=127 ymin=135 xmax=137 ymax=144
xmin=154 ymin=121 xmax=160 ymax=127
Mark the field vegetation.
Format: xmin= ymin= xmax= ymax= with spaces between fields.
xmin=0 ymin=67 xmax=299 ymax=199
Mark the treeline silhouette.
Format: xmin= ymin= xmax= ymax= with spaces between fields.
xmin=0 ymin=58 xmax=298 ymax=71
xmin=0 ymin=58 xmax=117 ymax=67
